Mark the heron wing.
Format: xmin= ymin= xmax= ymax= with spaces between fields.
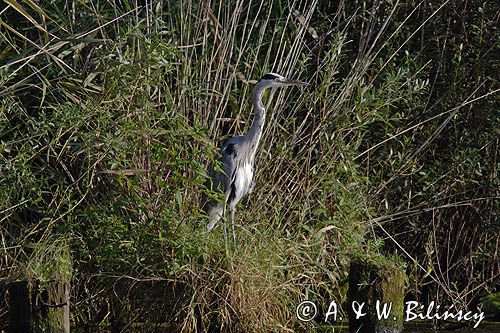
xmin=208 ymin=140 xmax=240 ymax=196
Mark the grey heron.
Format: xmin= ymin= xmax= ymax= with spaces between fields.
xmin=205 ymin=73 xmax=307 ymax=241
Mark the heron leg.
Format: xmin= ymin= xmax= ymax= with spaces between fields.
xmin=230 ymin=207 xmax=236 ymax=244
xmin=222 ymin=204 xmax=227 ymax=244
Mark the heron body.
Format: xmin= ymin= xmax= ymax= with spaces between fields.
xmin=206 ymin=73 xmax=307 ymax=237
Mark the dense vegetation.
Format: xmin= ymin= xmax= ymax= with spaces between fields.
xmin=1 ymin=0 xmax=498 ymax=331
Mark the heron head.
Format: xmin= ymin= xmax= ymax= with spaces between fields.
xmin=258 ymin=72 xmax=308 ymax=88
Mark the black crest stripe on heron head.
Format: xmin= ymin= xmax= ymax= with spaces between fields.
xmin=260 ymin=73 xmax=279 ymax=81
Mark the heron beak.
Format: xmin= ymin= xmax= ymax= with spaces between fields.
xmin=280 ymin=78 xmax=309 ymax=86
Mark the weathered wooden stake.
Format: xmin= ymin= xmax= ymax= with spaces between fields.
xmin=348 ymin=261 xmax=405 ymax=333
xmin=8 ymin=281 xmax=32 ymax=332
xmin=8 ymin=280 xmax=70 ymax=333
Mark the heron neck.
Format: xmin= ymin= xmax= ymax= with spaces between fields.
xmin=246 ymin=84 xmax=267 ymax=159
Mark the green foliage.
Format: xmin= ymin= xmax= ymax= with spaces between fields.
xmin=25 ymin=236 xmax=72 ymax=284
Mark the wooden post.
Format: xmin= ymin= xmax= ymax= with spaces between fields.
xmin=348 ymin=261 xmax=405 ymax=333
xmin=8 ymin=280 xmax=70 ymax=333
xmin=8 ymin=281 xmax=33 ymax=332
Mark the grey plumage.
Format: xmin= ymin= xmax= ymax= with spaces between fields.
xmin=205 ymin=73 xmax=307 ymax=238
